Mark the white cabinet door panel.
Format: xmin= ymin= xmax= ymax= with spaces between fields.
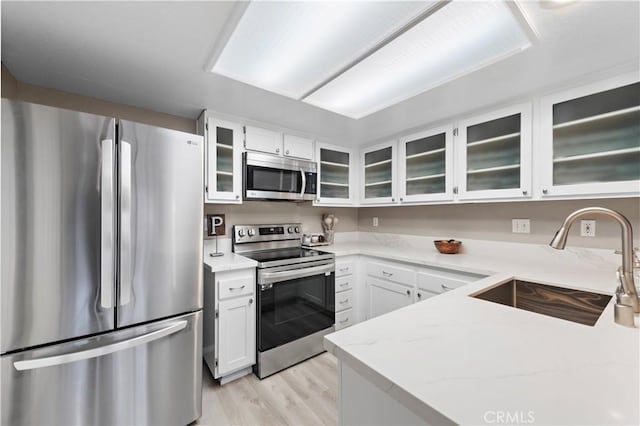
xmin=367 ymin=277 xmax=413 ymax=319
xmin=283 ymin=134 xmax=314 ymax=160
xmin=217 ymin=296 xmax=255 ymax=377
xmin=245 ymin=126 xmax=282 ymax=155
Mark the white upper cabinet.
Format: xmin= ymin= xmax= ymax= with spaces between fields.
xmin=399 ymin=125 xmax=454 ymax=203
xmin=283 ymin=134 xmax=314 ymax=160
xmin=539 ymin=73 xmax=640 ymax=198
xmin=245 ymin=126 xmax=314 ymax=160
xmin=197 ymin=112 xmax=243 ymax=203
xmin=244 ymin=125 xmax=283 ymax=155
xmin=360 ymin=141 xmax=397 ymax=205
xmin=315 ymin=142 xmax=356 ymax=205
xmin=456 ymin=103 xmax=532 ymax=200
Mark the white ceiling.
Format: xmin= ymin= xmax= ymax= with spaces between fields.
xmin=2 ymin=1 xmax=639 ymax=146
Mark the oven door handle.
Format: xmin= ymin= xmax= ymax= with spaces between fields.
xmin=259 ymin=263 xmax=334 ymax=286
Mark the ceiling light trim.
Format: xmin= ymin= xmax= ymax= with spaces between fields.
xmin=298 ymin=0 xmax=452 ymax=100
xmin=204 ymin=1 xmax=250 ymax=73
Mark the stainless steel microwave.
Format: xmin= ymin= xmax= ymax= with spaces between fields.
xmin=243 ymin=152 xmax=317 ymax=201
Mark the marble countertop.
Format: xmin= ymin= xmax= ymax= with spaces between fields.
xmin=323 ymin=234 xmax=640 ymax=425
xmin=202 ymin=251 xmax=257 ymax=273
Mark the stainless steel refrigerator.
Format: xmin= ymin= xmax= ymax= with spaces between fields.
xmin=1 ymin=99 xmax=204 ymax=425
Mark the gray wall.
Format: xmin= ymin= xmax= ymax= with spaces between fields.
xmin=358 ymin=198 xmax=640 ymax=249
xmin=2 ymin=63 xmax=194 ymax=133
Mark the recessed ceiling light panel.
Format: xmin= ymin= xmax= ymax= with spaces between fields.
xmin=211 ymin=1 xmax=438 ymax=99
xmin=304 ymin=1 xmax=534 ymax=118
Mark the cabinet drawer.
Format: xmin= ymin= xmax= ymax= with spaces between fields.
xmin=218 ymin=273 xmax=255 ymax=300
xmin=366 ymin=260 xmax=415 ymax=286
xmin=417 ymin=271 xmax=471 ymax=294
xmin=335 ymin=276 xmax=353 ymax=293
xmin=335 ymin=261 xmax=354 ymax=277
xmin=335 ymin=309 xmax=353 ymax=330
xmin=335 ymin=290 xmax=353 ymax=312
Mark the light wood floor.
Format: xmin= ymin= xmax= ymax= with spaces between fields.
xmin=197 ymin=352 xmax=338 ymax=426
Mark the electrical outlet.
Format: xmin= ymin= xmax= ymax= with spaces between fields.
xmin=581 ymin=220 xmax=596 ymax=237
xmin=512 ymin=219 xmax=530 ymax=234
xmin=373 ymin=217 xmax=379 ymax=227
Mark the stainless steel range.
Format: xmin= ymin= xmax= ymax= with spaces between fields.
xmin=233 ymin=223 xmax=335 ymax=379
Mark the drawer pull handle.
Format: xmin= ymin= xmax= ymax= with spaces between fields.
xmin=339 ymin=299 xmax=349 ymax=304
xmin=339 ymin=282 xmax=349 ymax=287
xmin=339 ymin=267 xmax=349 ymax=272
xmin=339 ymin=318 xmax=349 ymax=324
xmin=417 ymin=293 xmax=422 ymax=299
xmin=382 ymin=271 xmax=393 ymax=277
xmin=229 ymin=285 xmax=246 ymax=291
xmin=406 ymin=289 xmax=411 ymax=296
xmin=441 ymin=284 xmax=453 ymax=291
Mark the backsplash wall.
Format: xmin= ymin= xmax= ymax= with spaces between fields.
xmin=358 ymin=198 xmax=640 ymax=250
xmin=204 ymin=202 xmax=358 ymax=237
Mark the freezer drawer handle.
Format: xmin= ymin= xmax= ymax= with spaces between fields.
xmin=100 ymin=139 xmax=115 ymax=309
xmin=13 ymin=320 xmax=187 ymax=371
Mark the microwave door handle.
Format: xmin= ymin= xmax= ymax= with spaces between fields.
xmin=300 ymin=169 xmax=306 ymax=198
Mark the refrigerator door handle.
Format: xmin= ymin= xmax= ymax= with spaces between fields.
xmin=13 ymin=320 xmax=187 ymax=371
xmin=100 ymin=139 xmax=115 ymax=309
xmin=120 ymin=140 xmax=133 ymax=306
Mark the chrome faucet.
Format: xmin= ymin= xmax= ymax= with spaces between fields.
xmin=550 ymin=207 xmax=639 ymax=327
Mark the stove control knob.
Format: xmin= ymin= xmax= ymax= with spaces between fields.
xmin=238 ymin=229 xmax=246 ymax=237
xmin=294 ymin=226 xmax=300 ymax=233
xmin=287 ymin=227 xmax=293 ymax=233
xmin=248 ymin=228 xmax=256 ymax=237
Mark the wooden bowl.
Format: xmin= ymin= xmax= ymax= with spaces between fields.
xmin=434 ymin=240 xmax=462 ymax=254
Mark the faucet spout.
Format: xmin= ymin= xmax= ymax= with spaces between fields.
xmin=549 ymin=207 xmax=638 ymax=323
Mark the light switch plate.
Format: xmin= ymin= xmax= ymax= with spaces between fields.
xmin=581 ymin=220 xmax=596 ymax=237
xmin=373 ymin=217 xmax=379 ymax=227
xmin=512 ymin=219 xmax=530 ymax=234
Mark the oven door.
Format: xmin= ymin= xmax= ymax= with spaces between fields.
xmin=244 ymin=153 xmax=316 ymax=201
xmin=257 ymin=264 xmax=335 ymax=352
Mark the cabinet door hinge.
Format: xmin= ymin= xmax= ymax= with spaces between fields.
xmin=453 ymin=128 xmax=458 ymax=136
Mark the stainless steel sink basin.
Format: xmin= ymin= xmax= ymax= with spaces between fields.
xmin=470 ymin=280 xmax=612 ymax=326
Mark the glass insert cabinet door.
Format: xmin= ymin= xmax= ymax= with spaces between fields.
xmin=456 ymin=103 xmax=532 ymax=200
xmin=361 ymin=141 xmax=397 ymax=204
xmin=205 ymin=116 xmax=243 ymax=203
xmin=315 ymin=143 xmax=354 ymax=204
xmin=399 ymin=125 xmax=453 ymax=203
xmin=540 ymin=73 xmax=640 ymax=197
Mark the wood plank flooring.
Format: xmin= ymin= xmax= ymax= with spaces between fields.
xmin=197 ymin=353 xmax=338 ymax=426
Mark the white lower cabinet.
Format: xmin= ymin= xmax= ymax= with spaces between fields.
xmin=217 ymin=295 xmax=255 ymax=377
xmin=335 ymin=258 xmax=356 ymax=330
xmin=362 ymin=256 xmax=485 ymax=319
xmin=203 ymin=267 xmax=256 ymax=383
xmin=367 ymin=277 xmax=413 ymax=319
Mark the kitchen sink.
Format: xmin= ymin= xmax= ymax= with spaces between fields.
xmin=470 ymin=280 xmax=612 ymax=326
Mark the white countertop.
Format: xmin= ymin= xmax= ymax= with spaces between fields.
xmin=323 ymin=234 xmax=640 ymax=425
xmin=202 ymin=250 xmax=256 ymax=273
